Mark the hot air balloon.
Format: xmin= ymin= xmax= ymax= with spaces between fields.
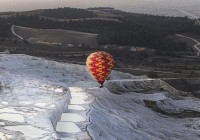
xmin=86 ymin=51 xmax=114 ymax=87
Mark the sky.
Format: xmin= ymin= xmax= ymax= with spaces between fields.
xmin=1 ymin=0 xmax=200 ymax=18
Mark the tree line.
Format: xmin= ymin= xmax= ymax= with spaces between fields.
xmin=40 ymin=7 xmax=96 ymax=19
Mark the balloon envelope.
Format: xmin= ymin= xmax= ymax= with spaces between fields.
xmin=86 ymin=51 xmax=114 ymax=85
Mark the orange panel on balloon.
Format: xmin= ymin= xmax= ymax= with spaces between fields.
xmin=86 ymin=51 xmax=114 ymax=85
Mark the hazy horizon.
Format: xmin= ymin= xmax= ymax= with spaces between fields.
xmin=1 ymin=0 xmax=200 ymax=18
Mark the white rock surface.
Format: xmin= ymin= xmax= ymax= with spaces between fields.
xmin=87 ymin=86 xmax=200 ymax=140
xmin=0 ymin=54 xmax=73 ymax=139
xmin=1 ymin=54 xmax=200 ymax=140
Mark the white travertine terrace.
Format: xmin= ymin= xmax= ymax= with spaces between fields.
xmin=1 ymin=54 xmax=200 ymax=140
xmin=0 ymin=54 xmax=81 ymax=139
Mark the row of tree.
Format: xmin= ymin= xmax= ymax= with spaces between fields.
xmin=0 ymin=20 xmax=10 ymax=38
xmin=40 ymin=7 xmax=96 ymax=19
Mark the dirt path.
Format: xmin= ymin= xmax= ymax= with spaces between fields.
xmin=11 ymin=25 xmax=23 ymax=40
xmin=176 ymin=34 xmax=200 ymax=56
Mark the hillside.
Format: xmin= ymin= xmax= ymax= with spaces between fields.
xmin=12 ymin=25 xmax=98 ymax=46
xmin=1 ymin=54 xmax=200 ymax=139
xmin=1 ymin=7 xmax=200 ymax=51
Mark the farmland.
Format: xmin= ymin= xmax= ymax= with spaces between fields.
xmin=13 ymin=25 xmax=98 ymax=46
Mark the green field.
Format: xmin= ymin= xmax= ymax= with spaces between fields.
xmin=13 ymin=25 xmax=98 ymax=46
